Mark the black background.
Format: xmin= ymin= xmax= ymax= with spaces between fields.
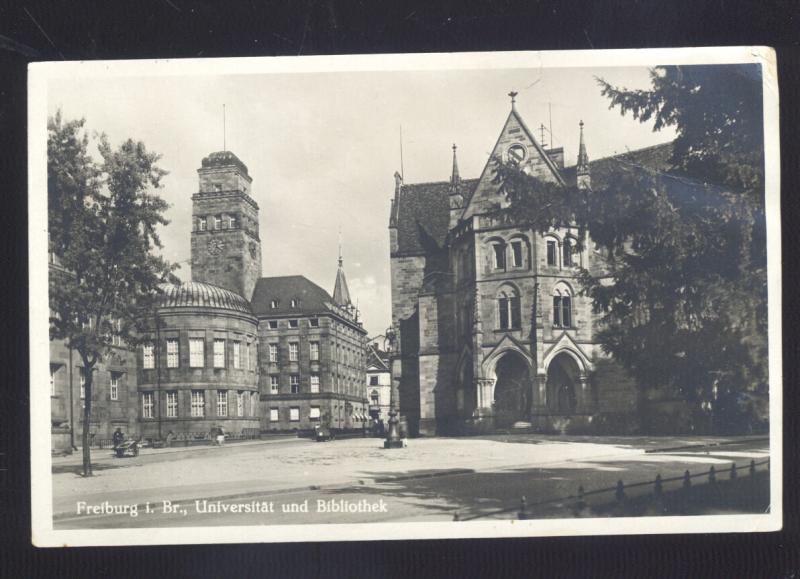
xmin=1 ymin=1 xmax=799 ymax=577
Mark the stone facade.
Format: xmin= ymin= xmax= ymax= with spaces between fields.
xmin=389 ymin=98 xmax=641 ymax=436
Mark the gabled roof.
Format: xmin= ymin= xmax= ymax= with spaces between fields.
xmin=366 ymin=343 xmax=390 ymax=372
xmin=391 ymin=178 xmax=478 ymax=255
xmin=561 ymin=141 xmax=675 ymax=187
xmin=251 ymin=275 xmax=334 ymax=317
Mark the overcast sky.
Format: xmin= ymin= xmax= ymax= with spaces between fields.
xmin=48 ymin=64 xmax=676 ymax=338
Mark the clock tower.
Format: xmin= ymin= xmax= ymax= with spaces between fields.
xmin=190 ymin=150 xmax=262 ymax=300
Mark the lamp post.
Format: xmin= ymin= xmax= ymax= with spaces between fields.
xmin=383 ymin=324 xmax=404 ymax=449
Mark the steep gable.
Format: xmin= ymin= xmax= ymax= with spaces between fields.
xmin=462 ymin=108 xmax=564 ymax=219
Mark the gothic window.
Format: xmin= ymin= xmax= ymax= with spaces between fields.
xmin=553 ymin=286 xmax=573 ymax=328
xmin=497 ymin=287 xmax=521 ymax=330
xmin=511 ymin=240 xmax=524 ymax=268
xmin=546 ymin=239 xmax=557 ymax=266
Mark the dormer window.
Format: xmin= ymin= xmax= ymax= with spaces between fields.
xmin=290 ymin=298 xmax=297 ymax=308
xmin=270 ymin=299 xmax=278 ymax=309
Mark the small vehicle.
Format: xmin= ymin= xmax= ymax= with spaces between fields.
xmin=314 ymin=426 xmax=335 ymax=442
xmin=114 ymin=439 xmax=140 ymax=458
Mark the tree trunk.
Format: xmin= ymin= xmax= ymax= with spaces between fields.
xmin=81 ymin=356 xmax=94 ymax=477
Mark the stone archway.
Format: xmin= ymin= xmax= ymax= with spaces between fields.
xmin=546 ymin=351 xmax=582 ymax=415
xmin=492 ymin=351 xmax=530 ymax=427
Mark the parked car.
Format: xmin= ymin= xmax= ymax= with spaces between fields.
xmin=314 ymin=425 xmax=334 ymax=442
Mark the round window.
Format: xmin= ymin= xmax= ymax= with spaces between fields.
xmin=507 ymin=144 xmax=527 ymax=165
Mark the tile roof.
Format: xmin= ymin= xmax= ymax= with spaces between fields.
xmin=367 ymin=344 xmax=390 ymax=372
xmin=158 ymin=281 xmax=252 ymax=314
xmin=250 ymin=275 xmax=335 ymax=317
xmin=392 ymin=178 xmax=478 ymax=255
xmin=561 ymin=141 xmax=676 ymax=187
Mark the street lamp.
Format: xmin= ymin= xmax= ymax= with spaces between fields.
xmin=383 ymin=325 xmax=404 ymax=449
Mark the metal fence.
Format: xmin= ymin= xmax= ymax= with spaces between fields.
xmin=452 ymin=457 xmax=770 ymax=522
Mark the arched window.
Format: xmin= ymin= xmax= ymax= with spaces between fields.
xmin=497 ymin=286 xmax=521 ymax=330
xmin=509 ymin=236 xmax=528 ymax=269
xmin=491 ymin=241 xmax=506 ymax=270
xmin=545 ymin=236 xmax=558 ymax=266
xmin=553 ymin=286 xmax=572 ymax=328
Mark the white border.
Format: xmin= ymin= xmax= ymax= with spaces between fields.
xmin=29 ymin=46 xmax=782 ymax=547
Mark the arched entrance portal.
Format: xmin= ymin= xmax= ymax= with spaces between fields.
xmin=546 ymin=352 xmax=582 ymax=414
xmin=493 ymin=352 xmax=530 ymax=427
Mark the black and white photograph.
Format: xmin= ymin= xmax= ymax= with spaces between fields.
xmin=29 ymin=47 xmax=781 ymax=546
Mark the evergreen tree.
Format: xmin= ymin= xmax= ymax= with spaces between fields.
xmin=496 ymin=65 xmax=767 ymax=433
xmin=48 ymin=111 xmax=177 ymax=475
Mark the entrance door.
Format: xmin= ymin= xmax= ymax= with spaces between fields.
xmin=493 ymin=352 xmax=530 ymax=427
xmin=546 ymin=353 xmax=580 ymax=414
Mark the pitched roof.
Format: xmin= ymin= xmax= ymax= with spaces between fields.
xmin=250 ymin=275 xmax=335 ymax=317
xmin=562 ymin=141 xmax=675 ymax=187
xmin=333 ymin=260 xmax=352 ymax=306
xmin=392 ymin=178 xmax=478 ymax=255
xmin=366 ymin=343 xmax=390 ymax=371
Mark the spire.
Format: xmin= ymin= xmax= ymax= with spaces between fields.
xmin=333 ymin=244 xmax=352 ymax=307
xmin=577 ymin=120 xmax=589 ymax=170
xmin=450 ymin=143 xmax=460 ymax=185
xmin=576 ymin=120 xmax=591 ymax=190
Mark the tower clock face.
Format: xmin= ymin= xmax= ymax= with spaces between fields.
xmin=507 ymin=144 xmax=527 ymax=165
xmin=208 ymin=238 xmax=225 ymax=256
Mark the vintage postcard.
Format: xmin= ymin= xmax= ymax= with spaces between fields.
xmin=29 ymin=47 xmax=781 ymax=546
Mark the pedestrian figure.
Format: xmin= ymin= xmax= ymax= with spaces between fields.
xmin=165 ymin=430 xmax=175 ymax=448
xmin=216 ymin=426 xmax=225 ymax=446
xmin=112 ymin=428 xmax=125 ymax=450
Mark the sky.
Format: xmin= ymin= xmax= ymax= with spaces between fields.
xmin=48 ymin=63 xmax=676 ymax=338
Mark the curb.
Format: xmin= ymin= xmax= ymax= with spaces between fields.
xmin=644 ymin=436 xmax=769 ymax=454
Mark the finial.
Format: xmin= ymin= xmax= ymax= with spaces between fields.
xmin=508 ymin=91 xmax=518 ymax=109
xmin=579 ymin=119 xmax=584 ymax=130
xmin=451 ymin=143 xmax=460 ymax=184
xmin=338 ymin=227 xmax=343 ymax=267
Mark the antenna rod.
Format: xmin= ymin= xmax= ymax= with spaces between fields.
xmin=400 ymin=125 xmax=405 ymax=180
xmin=223 ymin=104 xmax=226 ymax=151
xmin=549 ymin=102 xmax=553 ymax=147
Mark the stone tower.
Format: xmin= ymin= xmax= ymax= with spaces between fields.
xmin=190 ymin=150 xmax=262 ymax=300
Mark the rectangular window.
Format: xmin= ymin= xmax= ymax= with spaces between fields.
xmin=50 ymin=365 xmax=57 ymax=396
xmin=237 ymin=391 xmax=244 ymax=417
xmin=310 ymin=341 xmax=319 ymax=361
xmin=493 ymin=244 xmax=506 ymax=269
xmin=143 ymin=343 xmax=155 ymax=369
xmin=553 ymin=296 xmax=562 ymax=327
xmin=498 ymin=297 xmax=509 ymax=330
xmin=289 ymin=319 xmax=298 ymax=328
xmin=269 ymin=344 xmax=278 ymax=363
xmin=217 ymin=390 xmax=228 ymax=416
xmin=111 ymin=318 xmax=123 ymax=347
xmin=166 ymin=338 xmax=179 ymax=368
xmin=270 ymin=408 xmax=279 ymax=422
xmin=213 ymin=339 xmax=225 ymax=368
xmin=290 ymin=374 xmax=300 ymax=394
xmin=511 ymin=241 xmax=523 ymax=267
xmin=233 ymin=341 xmax=241 ymax=369
xmin=79 ymin=368 xmax=86 ymax=399
xmin=199 ymin=217 xmax=207 ymax=231
xmin=547 ymin=240 xmax=557 ymax=266
xmin=510 ymin=296 xmax=521 ymax=329
xmin=166 ymin=391 xmax=178 ymax=418
xmin=191 ymin=390 xmax=205 ymax=417
xmin=229 ymin=216 xmax=237 ymax=229
xmin=310 ymin=374 xmax=320 ymax=393
xmin=310 ymin=406 xmax=320 ymax=421
xmin=110 ymin=373 xmax=120 ymax=401
xmin=142 ymin=392 xmax=154 ymax=419
xmin=369 ymin=375 xmax=379 ymax=386
xmin=270 ymin=375 xmax=279 ymax=394
xmin=290 ymin=407 xmax=300 ymax=422
xmin=563 ymin=239 xmax=573 ymax=267
xmin=213 ymin=215 xmax=221 ymax=230
xmin=189 ymin=338 xmax=205 ymax=368
xmin=309 ymin=318 xmax=319 ymax=328
xmin=289 ymin=342 xmax=298 ymax=362
xmin=562 ymin=296 xmax=572 ymax=328
xmin=243 ymin=342 xmax=250 ymax=371
xmin=268 ymin=320 xmax=278 ymax=329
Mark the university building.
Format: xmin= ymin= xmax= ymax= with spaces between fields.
xmin=50 ymin=149 xmax=369 ymax=451
xmin=389 ymin=95 xmax=669 ymax=436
